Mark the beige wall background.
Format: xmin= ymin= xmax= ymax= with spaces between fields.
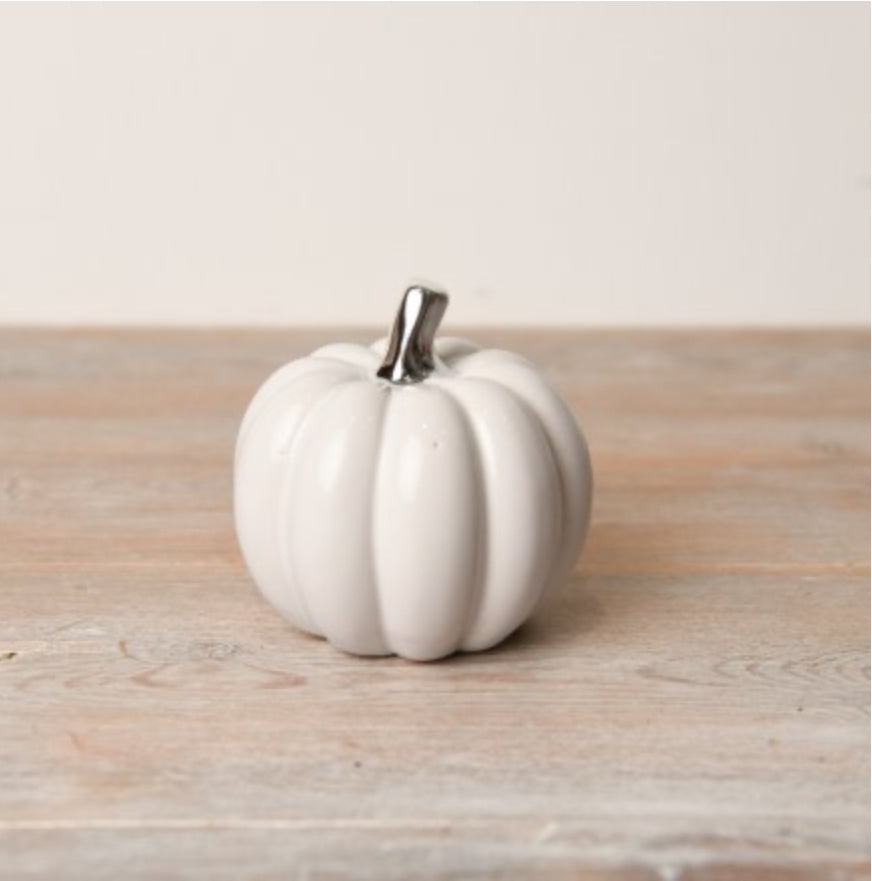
xmin=0 ymin=2 xmax=868 ymax=327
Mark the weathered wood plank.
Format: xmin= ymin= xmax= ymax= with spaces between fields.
xmin=0 ymin=329 xmax=868 ymax=878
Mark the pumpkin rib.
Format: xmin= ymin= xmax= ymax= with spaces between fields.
xmin=451 ymin=347 xmax=537 ymax=376
xmin=503 ymin=392 xmax=568 ymax=610
xmin=432 ymin=374 xmax=562 ymax=652
xmin=371 ymin=384 xmax=481 ymax=660
xmin=430 ymin=381 xmax=489 ymax=656
xmin=457 ymin=356 xmax=591 ymax=600
xmin=310 ymin=343 xmax=381 ymax=373
xmin=276 ymin=377 xmax=363 ymax=639
xmin=366 ymin=384 xmax=392 ymax=656
xmin=463 ymin=371 xmax=570 ymax=609
xmin=235 ymin=368 xmax=358 ymax=634
xmin=236 ymin=357 xmax=362 ymax=457
xmin=285 ymin=380 xmax=391 ymax=656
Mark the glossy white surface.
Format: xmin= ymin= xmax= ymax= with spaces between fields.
xmin=234 ymin=337 xmax=592 ymax=661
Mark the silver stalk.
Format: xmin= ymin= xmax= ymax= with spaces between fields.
xmin=377 ymin=284 xmax=449 ymax=384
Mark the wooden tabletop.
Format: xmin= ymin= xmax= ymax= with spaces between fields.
xmin=0 ymin=329 xmax=868 ymax=880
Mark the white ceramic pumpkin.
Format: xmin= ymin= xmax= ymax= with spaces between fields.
xmin=234 ymin=286 xmax=592 ymax=661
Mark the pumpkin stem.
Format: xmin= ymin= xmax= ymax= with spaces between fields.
xmin=377 ymin=284 xmax=449 ymax=384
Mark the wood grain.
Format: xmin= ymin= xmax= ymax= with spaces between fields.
xmin=0 ymin=328 xmax=868 ymax=879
